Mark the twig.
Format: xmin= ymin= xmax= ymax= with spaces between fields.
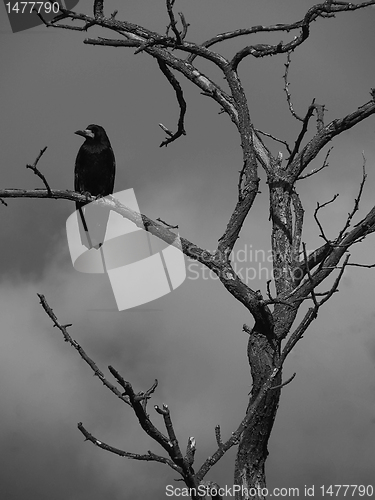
xmin=289 ymin=98 xmax=375 ymax=180
xmin=156 ymin=217 xmax=179 ymax=229
xmin=154 ymin=404 xmax=184 ymax=464
xmin=314 ymin=194 xmax=339 ymax=243
xmin=337 ymin=154 xmax=367 ymax=240
xmin=287 ymin=100 xmax=316 ymax=165
xmin=107 ymin=365 xmax=187 ymax=472
xmin=166 ymin=0 xmax=182 ymax=44
xmin=280 ymin=307 xmax=317 ymax=363
xmin=157 ymin=59 xmax=187 ymax=147
xmin=37 ymin=9 xmax=96 ymax=31
xmin=270 ymin=372 xmax=296 ymax=390
xmin=283 ymin=52 xmax=303 ymax=122
xmin=317 ymin=254 xmax=350 ymax=306
xmin=297 ymin=147 xmax=332 ymax=180
xmin=178 ymin=12 xmax=189 ymax=40
xmin=344 ymin=262 xmax=375 ymax=268
xmin=141 ymin=379 xmax=159 ymax=412
xmin=255 ymin=128 xmax=292 ymax=155
xmin=77 ymin=422 xmax=180 ymax=470
xmin=26 ymin=147 xmax=52 ymax=195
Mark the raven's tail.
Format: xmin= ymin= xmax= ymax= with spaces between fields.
xmin=76 ymin=202 xmax=94 ymax=249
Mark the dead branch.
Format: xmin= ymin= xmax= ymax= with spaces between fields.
xmin=289 ymin=97 xmax=375 ymax=180
xmin=39 ymin=292 xmax=285 ymax=493
xmin=343 ymin=262 xmax=375 ymax=268
xmin=38 ymin=294 xmax=204 ymax=489
xmin=187 ymin=1 xmax=375 ymax=65
xmin=314 ymin=194 xmax=339 ymax=243
xmin=157 ymin=58 xmax=187 ymax=147
xmin=77 ymin=422 xmax=180 ymax=471
xmin=297 ymin=147 xmax=332 ymax=180
xmin=283 ymin=52 xmax=303 ymax=122
xmin=37 ymin=293 xmax=131 ymax=406
xmin=108 ymin=365 xmax=188 ymax=470
xmin=271 ymin=372 xmax=296 ymax=390
xmin=337 ymin=154 xmax=367 ymax=239
xmin=165 ymin=0 xmax=183 ymax=44
xmin=255 ymin=128 xmax=292 ymax=155
xmin=231 ymin=2 xmax=375 ymax=68
xmin=287 ymin=100 xmax=316 ymax=165
xmin=156 ymin=217 xmax=179 ymax=229
xmin=26 ymin=147 xmax=52 ymax=194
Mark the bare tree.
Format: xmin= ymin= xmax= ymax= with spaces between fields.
xmin=1 ymin=1 xmax=375 ymax=499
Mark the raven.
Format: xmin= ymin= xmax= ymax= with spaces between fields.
xmin=74 ymin=124 xmax=116 ymax=249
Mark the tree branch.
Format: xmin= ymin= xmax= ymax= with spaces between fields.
xmin=297 ymin=147 xmax=332 ymax=180
xmin=26 ymin=147 xmax=52 ymax=195
xmin=37 ymin=294 xmax=131 ymax=406
xmin=314 ymin=194 xmax=340 ymax=243
xmin=337 ymin=154 xmax=367 ymax=240
xmin=281 ymin=254 xmax=350 ymax=355
xmin=0 ymin=186 xmax=274 ymax=330
xmin=283 ymin=52 xmax=303 ymax=122
xmin=78 ymin=422 xmax=181 ymax=472
xmin=289 ymin=97 xmax=375 ymax=180
xmin=287 ymin=100 xmax=316 ymax=165
xmin=157 ymin=58 xmax=187 ymax=147
xmin=187 ymin=1 xmax=375 ymax=65
xmin=165 ymin=0 xmax=183 ymax=44
xmin=39 ymin=292 xmax=200 ymax=483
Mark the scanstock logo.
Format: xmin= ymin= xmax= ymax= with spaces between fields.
xmin=66 ymin=189 xmax=186 ymax=311
xmin=4 ymin=1 xmax=79 ymax=33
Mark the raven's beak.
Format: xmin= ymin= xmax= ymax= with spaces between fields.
xmin=75 ymin=129 xmax=95 ymax=139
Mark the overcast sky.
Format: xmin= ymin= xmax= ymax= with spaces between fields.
xmin=1 ymin=1 xmax=375 ymax=499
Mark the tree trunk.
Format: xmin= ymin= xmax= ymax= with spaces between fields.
xmin=234 ymin=326 xmax=281 ymax=500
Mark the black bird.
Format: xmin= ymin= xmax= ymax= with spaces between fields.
xmin=74 ymin=124 xmax=116 ymax=249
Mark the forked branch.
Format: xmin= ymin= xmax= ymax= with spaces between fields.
xmin=157 ymin=58 xmax=187 ymax=147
